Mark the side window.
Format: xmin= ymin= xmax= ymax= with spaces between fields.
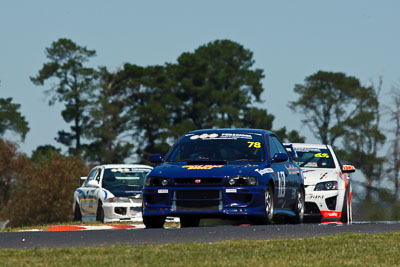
xmin=268 ymin=136 xmax=280 ymax=160
xmin=272 ymin=136 xmax=289 ymax=162
xmin=84 ymin=168 xmax=98 ymax=187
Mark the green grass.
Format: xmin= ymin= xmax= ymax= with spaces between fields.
xmin=1 ymin=233 xmax=400 ymax=266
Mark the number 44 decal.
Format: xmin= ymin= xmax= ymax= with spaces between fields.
xmin=277 ymin=171 xmax=286 ymax=198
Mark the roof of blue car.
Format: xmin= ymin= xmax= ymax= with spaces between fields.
xmin=189 ymin=128 xmax=274 ymax=135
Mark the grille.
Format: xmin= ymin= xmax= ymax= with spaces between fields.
xmin=325 ymin=196 xmax=337 ymax=210
xmin=175 ymin=190 xmax=219 ymax=200
xmin=227 ymin=194 xmax=252 ymax=204
xmin=176 ymin=200 xmax=220 ymax=211
xmin=174 ymin=178 xmax=223 ymax=185
xmin=146 ymin=194 xmax=168 ymax=204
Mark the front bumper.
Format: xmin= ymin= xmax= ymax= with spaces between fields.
xmin=142 ymin=186 xmax=266 ymax=218
xmin=304 ymin=187 xmax=346 ymax=219
xmin=102 ymin=202 xmax=142 ymax=223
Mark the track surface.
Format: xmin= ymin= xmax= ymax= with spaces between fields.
xmin=1 ymin=222 xmax=400 ymax=249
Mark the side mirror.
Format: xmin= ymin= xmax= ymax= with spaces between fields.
xmin=271 ymin=153 xmax=289 ymax=163
xmin=149 ymin=154 xmax=163 ymax=163
xmin=342 ymin=165 xmax=355 ymax=173
xmin=79 ymin=176 xmax=87 ymax=186
xmin=283 ymin=144 xmax=298 ymax=161
xmin=87 ymin=180 xmax=100 ymax=188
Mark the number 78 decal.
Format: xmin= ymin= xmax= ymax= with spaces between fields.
xmin=247 ymin=141 xmax=261 ymax=148
xmin=277 ymin=171 xmax=286 ymax=198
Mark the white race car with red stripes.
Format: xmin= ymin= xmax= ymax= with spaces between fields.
xmin=286 ymin=143 xmax=355 ymax=223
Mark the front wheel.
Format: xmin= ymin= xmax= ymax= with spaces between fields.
xmin=96 ymin=202 xmax=105 ymax=223
xmin=340 ymin=186 xmax=352 ymax=224
xmin=292 ymin=188 xmax=304 ymax=224
xmin=73 ymin=203 xmax=82 ymax=222
xmin=143 ymin=216 xmax=166 ymax=229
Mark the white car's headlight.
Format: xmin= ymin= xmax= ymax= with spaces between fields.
xmin=314 ymin=181 xmax=338 ymax=191
xmin=104 ymin=197 xmax=131 ymax=203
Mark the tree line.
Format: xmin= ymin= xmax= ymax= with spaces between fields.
xmin=0 ymin=38 xmax=399 ymax=226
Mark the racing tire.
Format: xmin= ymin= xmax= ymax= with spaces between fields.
xmin=180 ymin=216 xmax=200 ymax=228
xmin=291 ymin=188 xmax=305 ymax=224
xmin=143 ymin=216 xmax=166 ymax=229
xmin=250 ymin=184 xmax=275 ymax=225
xmin=340 ymin=186 xmax=351 ymax=224
xmin=73 ymin=203 xmax=82 ymax=222
xmin=96 ymin=201 xmax=105 ymax=223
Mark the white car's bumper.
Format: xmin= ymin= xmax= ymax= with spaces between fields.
xmin=102 ymin=202 xmax=143 ymax=223
xmin=305 ymin=186 xmax=346 ymax=220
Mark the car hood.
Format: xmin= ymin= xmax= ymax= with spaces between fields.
xmin=301 ymin=168 xmax=340 ymax=186
xmin=151 ymin=162 xmax=269 ymax=178
xmin=106 ymin=188 xmax=142 ymax=198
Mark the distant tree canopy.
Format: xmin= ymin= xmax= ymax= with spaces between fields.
xmin=31 ymin=38 xmax=304 ymax=164
xmin=290 ymin=71 xmax=385 ymax=199
xmin=30 ymin=38 xmax=97 ymax=156
xmin=0 ymin=97 xmax=29 ymax=141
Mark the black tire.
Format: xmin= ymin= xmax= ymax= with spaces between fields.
xmin=340 ymin=186 xmax=351 ymax=224
xmin=180 ymin=216 xmax=200 ymax=228
xmin=96 ymin=201 xmax=105 ymax=223
xmin=73 ymin=203 xmax=82 ymax=222
xmin=292 ymin=188 xmax=305 ymax=224
xmin=143 ymin=216 xmax=166 ymax=228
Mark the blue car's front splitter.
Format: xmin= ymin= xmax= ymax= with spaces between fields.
xmin=143 ymin=186 xmax=266 ymax=218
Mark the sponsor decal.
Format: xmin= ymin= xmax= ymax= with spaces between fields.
xmin=309 ymin=194 xmax=324 ymax=199
xmin=320 ymin=210 xmax=342 ymax=218
xmin=343 ymin=165 xmax=355 ymax=171
xmin=320 ymin=172 xmax=328 ymax=180
xmin=190 ymin=133 xmax=219 ymax=140
xmin=285 ymin=164 xmax=299 ymax=175
xmin=254 ymin=168 xmax=274 ymax=175
xmin=226 ymin=189 xmax=237 ymax=193
xmin=157 ymin=189 xmax=168 ymax=194
xmin=314 ymin=153 xmax=329 ymax=158
xmin=182 ymin=165 xmax=224 ymax=170
xmin=292 ymin=189 xmax=296 ymax=199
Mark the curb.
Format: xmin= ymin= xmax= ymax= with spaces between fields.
xmin=47 ymin=224 xmax=145 ymax=231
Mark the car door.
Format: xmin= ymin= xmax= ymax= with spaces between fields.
xmin=271 ymin=136 xmax=299 ymax=209
xmin=80 ymin=168 xmax=99 ymax=216
xmin=86 ymin=168 xmax=102 ymax=216
xmin=267 ymin=135 xmax=288 ymax=209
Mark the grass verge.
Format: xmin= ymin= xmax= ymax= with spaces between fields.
xmin=0 ymin=233 xmax=399 ymax=266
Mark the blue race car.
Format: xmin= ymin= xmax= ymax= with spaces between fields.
xmin=142 ymin=129 xmax=304 ymax=228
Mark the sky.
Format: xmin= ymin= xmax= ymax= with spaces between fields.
xmin=1 ymin=0 xmax=399 ymax=157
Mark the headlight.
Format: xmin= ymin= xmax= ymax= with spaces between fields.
xmin=104 ymin=197 xmax=131 ymax=203
xmin=226 ymin=176 xmax=258 ymax=186
xmin=144 ymin=176 xmax=170 ymax=187
xmin=314 ymin=181 xmax=338 ymax=191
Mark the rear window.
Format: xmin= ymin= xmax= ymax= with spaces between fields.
xmin=293 ymin=148 xmax=335 ymax=168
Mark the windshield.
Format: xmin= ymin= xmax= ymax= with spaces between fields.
xmin=102 ymin=168 xmax=151 ymax=190
xmin=167 ymin=132 xmax=265 ymax=162
xmin=294 ymin=148 xmax=335 ymax=168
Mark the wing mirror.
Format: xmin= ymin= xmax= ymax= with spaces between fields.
xmin=87 ymin=180 xmax=100 ymax=188
xmin=79 ymin=176 xmax=87 ymax=186
xmin=342 ymin=165 xmax=355 ymax=173
xmin=283 ymin=144 xmax=298 ymax=161
xmin=271 ymin=153 xmax=289 ymax=163
xmin=149 ymin=154 xmax=163 ymax=163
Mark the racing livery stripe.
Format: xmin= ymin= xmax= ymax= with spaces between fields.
xmin=320 ymin=210 xmax=342 ymax=218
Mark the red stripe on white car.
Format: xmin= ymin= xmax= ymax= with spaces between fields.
xmin=320 ymin=210 xmax=342 ymax=218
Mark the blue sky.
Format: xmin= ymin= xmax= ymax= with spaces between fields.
xmin=1 ymin=1 xmax=399 ymax=156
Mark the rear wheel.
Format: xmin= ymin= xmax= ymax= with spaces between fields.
xmin=143 ymin=216 xmax=166 ymax=228
xmin=180 ymin=216 xmax=200 ymax=228
xmin=96 ymin=202 xmax=105 ymax=223
xmin=73 ymin=203 xmax=82 ymax=222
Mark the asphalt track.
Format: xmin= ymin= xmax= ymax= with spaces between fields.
xmin=1 ymin=222 xmax=400 ymax=249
